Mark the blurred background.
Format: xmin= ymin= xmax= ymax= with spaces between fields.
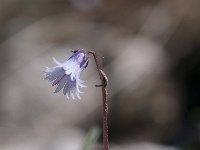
xmin=0 ymin=0 xmax=200 ymax=150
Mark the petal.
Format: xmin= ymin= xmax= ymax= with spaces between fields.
xmin=52 ymin=57 xmax=62 ymax=65
xmin=70 ymin=73 xmax=75 ymax=81
xmin=75 ymin=85 xmax=81 ymax=99
xmin=63 ymin=77 xmax=76 ymax=95
xmin=76 ymin=91 xmax=81 ymax=99
xmin=45 ymin=67 xmax=62 ymax=77
xmin=66 ymin=93 xmax=69 ymax=99
xmin=54 ymin=75 xmax=68 ymax=93
xmin=70 ymin=91 xmax=75 ymax=99
xmin=63 ymin=81 xmax=70 ymax=95
xmin=78 ymin=79 xmax=85 ymax=83
xmin=52 ymin=74 xmax=65 ymax=86
xmin=44 ymin=67 xmax=65 ymax=84
xmin=76 ymin=86 xmax=83 ymax=94
xmin=78 ymin=82 xmax=87 ymax=88
xmin=44 ymin=74 xmax=56 ymax=82
xmin=63 ymin=84 xmax=68 ymax=95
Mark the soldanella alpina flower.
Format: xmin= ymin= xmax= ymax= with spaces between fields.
xmin=44 ymin=50 xmax=89 ymax=99
xmin=44 ymin=50 xmax=109 ymax=149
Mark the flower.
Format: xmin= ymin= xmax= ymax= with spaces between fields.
xmin=44 ymin=50 xmax=89 ymax=99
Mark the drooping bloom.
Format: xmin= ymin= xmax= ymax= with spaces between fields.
xmin=44 ymin=50 xmax=89 ymax=99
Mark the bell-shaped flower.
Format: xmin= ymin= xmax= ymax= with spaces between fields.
xmin=44 ymin=50 xmax=89 ymax=99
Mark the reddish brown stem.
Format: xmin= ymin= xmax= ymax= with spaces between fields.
xmin=88 ymin=51 xmax=109 ymax=150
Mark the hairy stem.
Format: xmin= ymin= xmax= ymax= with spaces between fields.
xmin=88 ymin=51 xmax=109 ymax=150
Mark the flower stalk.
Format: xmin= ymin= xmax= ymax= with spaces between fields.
xmin=88 ymin=51 xmax=109 ymax=150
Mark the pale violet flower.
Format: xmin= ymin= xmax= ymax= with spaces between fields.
xmin=44 ymin=50 xmax=89 ymax=99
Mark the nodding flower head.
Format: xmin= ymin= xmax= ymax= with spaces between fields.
xmin=44 ymin=50 xmax=89 ymax=99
